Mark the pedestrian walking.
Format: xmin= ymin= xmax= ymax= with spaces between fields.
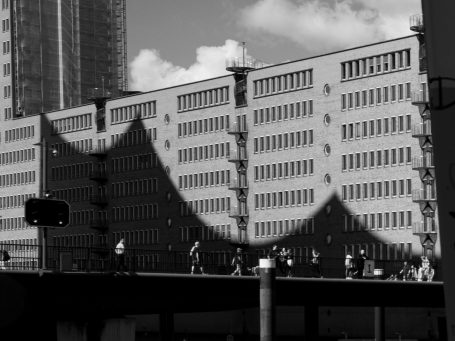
xmin=311 ymin=248 xmax=322 ymax=278
xmin=345 ymin=251 xmax=354 ymax=279
xmin=231 ymin=248 xmax=243 ymax=276
xmin=0 ymin=250 xmax=10 ymax=270
xmin=355 ymin=249 xmax=369 ymax=279
xmin=286 ymin=248 xmax=294 ymax=277
xmin=190 ymin=241 xmax=205 ymax=274
xmin=115 ymin=238 xmax=127 ymax=272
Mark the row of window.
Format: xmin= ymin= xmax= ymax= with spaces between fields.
xmin=0 ymin=217 xmax=29 ymax=231
xmin=4 ymin=125 xmax=35 ymax=143
xmin=178 ymin=142 xmax=231 ymax=164
xmin=341 ymin=114 xmax=412 ymax=141
xmin=51 ymin=139 xmax=93 ymax=157
xmin=178 ymin=86 xmax=229 ymax=112
xmin=253 ymin=69 xmax=313 ymax=98
xmin=344 ymin=242 xmax=413 ymax=261
xmin=111 ymin=153 xmax=159 ymax=173
xmin=0 ymin=239 xmax=38 ymax=251
xmin=179 ymin=224 xmax=232 ymax=242
xmin=179 ymin=197 xmax=231 ymax=217
xmin=254 ymin=159 xmax=314 ymax=181
xmin=111 ymin=178 xmax=159 ymax=198
xmin=53 ymin=186 xmax=93 ymax=203
xmin=110 ymin=101 xmax=157 ymax=124
xmin=51 ymin=113 xmax=92 ymax=134
xmin=341 ymin=178 xmax=412 ymax=202
xmin=178 ymin=169 xmax=231 ymax=190
xmin=51 ymin=162 xmax=93 ymax=181
xmin=112 ymin=230 xmax=160 ymax=246
xmin=341 ymin=49 xmax=411 ymax=81
xmin=342 ymin=210 xmax=413 ymax=231
xmin=253 ymin=129 xmax=314 ymax=153
xmin=254 ymin=217 xmax=315 ymax=238
xmin=341 ymin=147 xmax=412 ymax=171
xmin=0 ymin=171 xmax=36 ymax=187
xmin=178 ymin=115 xmax=230 ymax=138
xmin=111 ymin=204 xmax=159 ymax=222
xmin=0 ymin=148 xmax=36 ymax=166
xmin=253 ymin=100 xmax=314 ymax=126
xmin=110 ymin=128 xmax=156 ymax=149
xmin=0 ymin=193 xmax=35 ymax=210
xmin=254 ymin=188 xmax=315 ymax=210
xmin=341 ymin=82 xmax=411 ymax=111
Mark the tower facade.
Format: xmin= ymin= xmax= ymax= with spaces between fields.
xmin=11 ymin=0 xmax=127 ymax=117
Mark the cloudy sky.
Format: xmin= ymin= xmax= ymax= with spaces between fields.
xmin=126 ymin=0 xmax=421 ymax=92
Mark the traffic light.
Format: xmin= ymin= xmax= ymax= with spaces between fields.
xmin=25 ymin=198 xmax=70 ymax=227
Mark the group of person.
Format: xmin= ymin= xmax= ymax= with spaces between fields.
xmin=396 ymin=256 xmax=435 ymax=281
xmin=344 ymin=249 xmax=369 ymax=279
xmin=115 ymin=240 xmax=436 ymax=282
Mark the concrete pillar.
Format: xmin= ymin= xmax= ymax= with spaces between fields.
xmin=374 ymin=306 xmax=385 ymax=341
xmin=57 ymin=321 xmax=88 ymax=341
xmin=304 ymin=305 xmax=319 ymax=340
xmin=259 ymin=258 xmax=276 ymax=341
xmin=160 ymin=311 xmax=174 ymax=341
xmin=100 ymin=318 xmax=136 ymax=341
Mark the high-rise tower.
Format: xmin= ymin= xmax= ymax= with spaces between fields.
xmin=5 ymin=0 xmax=127 ymax=118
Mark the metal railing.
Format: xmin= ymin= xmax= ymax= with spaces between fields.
xmin=0 ymin=243 xmax=441 ymax=281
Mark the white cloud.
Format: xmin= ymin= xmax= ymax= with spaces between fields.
xmin=239 ymin=0 xmax=421 ymax=55
xmin=130 ymin=39 xmax=249 ymax=92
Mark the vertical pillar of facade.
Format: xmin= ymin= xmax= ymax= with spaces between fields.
xmin=304 ymin=305 xmax=319 ymax=340
xmin=374 ymin=306 xmax=385 ymax=341
xmin=159 ymin=311 xmax=174 ymax=341
xmin=259 ymin=258 xmax=276 ymax=341
xmin=57 ymin=321 xmax=88 ymax=341
xmin=100 ymin=318 xmax=136 ymax=341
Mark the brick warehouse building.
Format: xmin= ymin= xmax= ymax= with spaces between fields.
xmin=0 ymin=32 xmax=439 ymax=272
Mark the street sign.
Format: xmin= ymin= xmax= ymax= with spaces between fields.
xmin=25 ymin=198 xmax=70 ymax=227
xmin=363 ymin=260 xmax=375 ymax=278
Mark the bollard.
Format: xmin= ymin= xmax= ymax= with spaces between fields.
xmin=259 ymin=258 xmax=276 ymax=341
xmin=374 ymin=306 xmax=385 ymax=341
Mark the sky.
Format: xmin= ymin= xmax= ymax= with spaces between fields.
xmin=126 ymin=0 xmax=422 ymax=92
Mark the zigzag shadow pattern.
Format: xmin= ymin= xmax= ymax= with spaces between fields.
xmin=39 ymin=112 xmax=436 ymax=277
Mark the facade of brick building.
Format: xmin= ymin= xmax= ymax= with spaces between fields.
xmin=0 ymin=34 xmax=438 ymax=270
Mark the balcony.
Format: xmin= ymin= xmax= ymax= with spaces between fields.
xmin=413 ymin=221 xmax=437 ymax=235
xmin=412 ymin=156 xmax=434 ymax=170
xmin=228 ymin=150 xmax=248 ymax=163
xmin=87 ymin=146 xmax=107 ymax=158
xmin=412 ymin=189 xmax=437 ymax=202
xmin=411 ymin=123 xmax=432 ymax=137
xmin=411 ymin=90 xmax=429 ymax=106
xmin=228 ymin=178 xmax=249 ymax=191
xmin=225 ymin=57 xmax=263 ymax=73
xmin=229 ymin=207 xmax=249 ymax=218
xmin=90 ymin=195 xmax=108 ymax=206
xmin=90 ymin=219 xmax=109 ymax=232
xmin=409 ymin=14 xmax=424 ymax=33
xmin=89 ymin=169 xmax=108 ymax=182
xmin=227 ymin=122 xmax=248 ymax=135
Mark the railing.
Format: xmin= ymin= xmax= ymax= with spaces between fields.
xmin=413 ymin=221 xmax=437 ymax=234
xmin=411 ymin=122 xmax=432 ymax=136
xmin=412 ymin=156 xmax=434 ymax=169
xmin=409 ymin=13 xmax=424 ymax=32
xmin=411 ymin=90 xmax=429 ymax=104
xmin=226 ymin=57 xmax=264 ymax=70
xmin=0 ymin=244 xmax=441 ymax=280
xmin=412 ymin=188 xmax=437 ymax=202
